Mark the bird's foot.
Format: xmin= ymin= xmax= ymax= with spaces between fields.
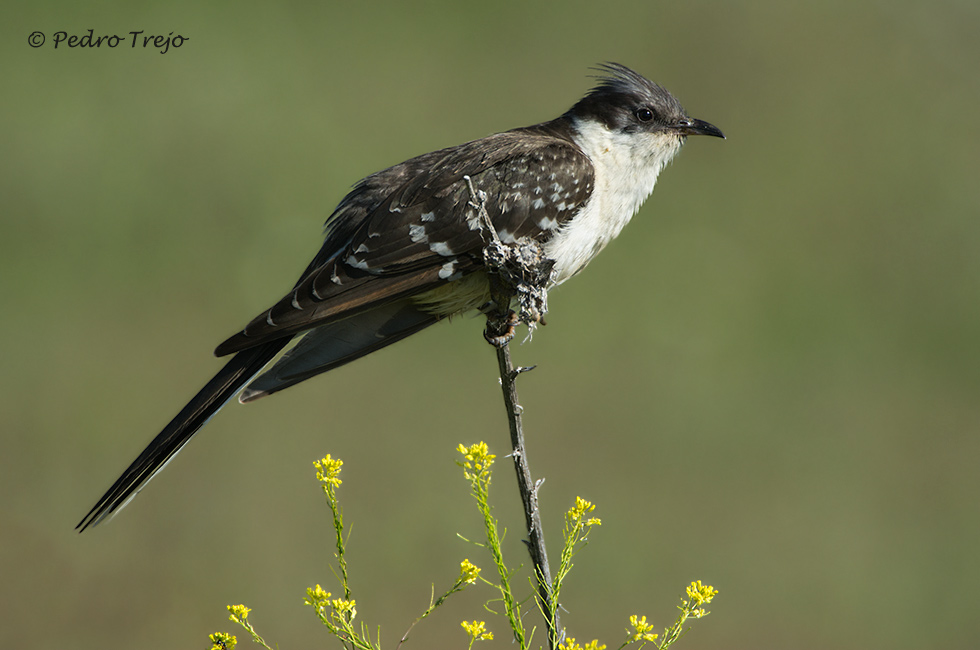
xmin=484 ymin=310 xmax=519 ymax=348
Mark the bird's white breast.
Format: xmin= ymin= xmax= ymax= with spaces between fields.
xmin=544 ymin=117 xmax=684 ymax=284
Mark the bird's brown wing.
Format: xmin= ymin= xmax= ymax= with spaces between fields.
xmin=215 ymin=126 xmax=595 ymax=355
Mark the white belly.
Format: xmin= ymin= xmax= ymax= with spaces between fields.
xmin=544 ymin=118 xmax=684 ymax=284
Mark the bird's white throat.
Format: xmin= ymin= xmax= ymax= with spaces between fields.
xmin=544 ymin=117 xmax=684 ymax=284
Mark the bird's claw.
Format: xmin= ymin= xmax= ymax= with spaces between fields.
xmin=484 ymin=310 xmax=519 ymax=348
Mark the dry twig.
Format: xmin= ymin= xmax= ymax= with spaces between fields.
xmin=463 ymin=175 xmax=563 ymax=649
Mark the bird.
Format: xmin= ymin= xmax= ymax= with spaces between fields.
xmin=77 ymin=63 xmax=724 ymax=531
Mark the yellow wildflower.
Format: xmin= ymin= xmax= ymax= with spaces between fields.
xmin=457 ymin=442 xmax=495 ymax=479
xmin=314 ymin=455 xmax=343 ymax=487
xmin=209 ymin=632 xmax=237 ymax=649
xmin=461 ymin=620 xmax=493 ymax=641
xmin=628 ymin=614 xmax=659 ymax=643
xmin=331 ymin=598 xmax=356 ymax=619
xmin=227 ymin=604 xmax=250 ymax=624
xmin=568 ymin=497 xmax=594 ymax=521
xmin=459 ymin=558 xmax=481 ymax=584
xmin=559 ymin=637 xmax=606 ymax=650
xmin=686 ymin=580 xmax=718 ymax=607
xmin=304 ymin=584 xmax=331 ymax=610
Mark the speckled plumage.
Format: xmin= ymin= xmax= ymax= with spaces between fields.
xmin=214 ymin=127 xmax=595 ymax=355
xmin=78 ymin=63 xmax=723 ymax=531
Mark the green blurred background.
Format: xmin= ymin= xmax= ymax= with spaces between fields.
xmin=3 ymin=1 xmax=979 ymax=648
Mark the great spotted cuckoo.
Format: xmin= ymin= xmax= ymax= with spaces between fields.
xmin=77 ymin=63 xmax=724 ymax=530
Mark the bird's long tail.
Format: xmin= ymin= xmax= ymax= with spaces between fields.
xmin=76 ymin=340 xmax=288 ymax=531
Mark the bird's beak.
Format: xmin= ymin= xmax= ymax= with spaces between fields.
xmin=675 ymin=118 xmax=725 ymax=139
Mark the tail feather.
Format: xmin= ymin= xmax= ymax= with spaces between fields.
xmin=240 ymin=300 xmax=439 ymax=402
xmin=76 ymin=340 xmax=288 ymax=531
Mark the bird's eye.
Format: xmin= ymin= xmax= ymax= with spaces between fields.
xmin=635 ymin=107 xmax=654 ymax=122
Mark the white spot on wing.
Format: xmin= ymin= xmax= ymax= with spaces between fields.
xmin=331 ymin=267 xmax=343 ymax=285
xmin=429 ymin=241 xmax=455 ymax=256
xmin=409 ymin=224 xmax=428 ymax=243
xmin=438 ymin=259 xmax=457 ymax=279
xmin=537 ymin=216 xmax=559 ymax=230
xmin=346 ymin=254 xmax=371 ymax=271
xmin=532 ymin=198 xmax=546 ymax=210
xmin=498 ymin=230 xmax=517 ymax=244
xmin=354 ymin=243 xmax=370 ymax=254
xmin=420 ymin=211 xmax=436 ymax=222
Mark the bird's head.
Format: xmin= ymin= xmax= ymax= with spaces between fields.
xmin=567 ymin=62 xmax=725 ymax=147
